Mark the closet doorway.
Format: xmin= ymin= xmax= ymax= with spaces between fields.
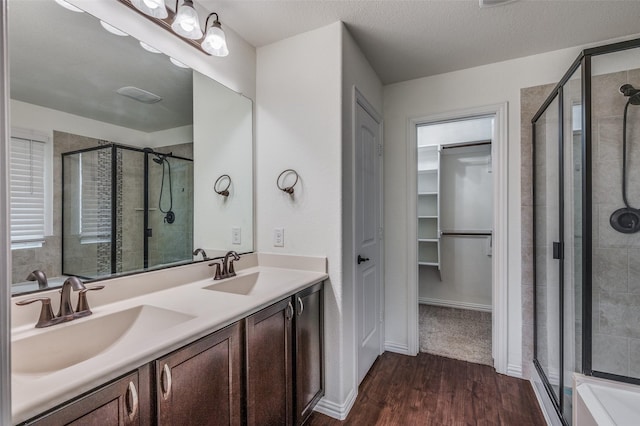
xmin=408 ymin=106 xmax=508 ymax=372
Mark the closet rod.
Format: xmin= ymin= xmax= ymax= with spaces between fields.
xmin=441 ymin=232 xmax=492 ymax=236
xmin=441 ymin=140 xmax=492 ymax=149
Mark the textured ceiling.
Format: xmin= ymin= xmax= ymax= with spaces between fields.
xmin=199 ymin=0 xmax=640 ymax=84
xmin=9 ymin=0 xmax=193 ymax=133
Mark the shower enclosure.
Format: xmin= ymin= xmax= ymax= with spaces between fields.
xmin=532 ymin=38 xmax=640 ymax=425
xmin=62 ymin=143 xmax=193 ymax=279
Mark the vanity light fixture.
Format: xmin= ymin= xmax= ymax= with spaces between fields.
xmin=118 ymin=0 xmax=231 ymax=57
xmin=100 ymin=21 xmax=129 ymax=37
xmin=131 ymin=0 xmax=168 ymax=19
xmin=172 ymin=0 xmax=203 ymax=40
xmin=54 ymin=0 xmax=84 ymax=13
xmin=202 ymin=13 xmax=228 ymax=57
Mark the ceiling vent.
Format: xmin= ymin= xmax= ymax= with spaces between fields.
xmin=116 ymin=86 xmax=162 ymax=104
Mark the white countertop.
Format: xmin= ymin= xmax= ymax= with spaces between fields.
xmin=11 ymin=253 xmax=328 ymax=424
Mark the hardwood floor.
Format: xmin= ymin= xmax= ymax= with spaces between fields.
xmin=307 ymin=352 xmax=545 ymax=426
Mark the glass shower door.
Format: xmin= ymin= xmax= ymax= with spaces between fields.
xmin=534 ymin=95 xmax=562 ymax=405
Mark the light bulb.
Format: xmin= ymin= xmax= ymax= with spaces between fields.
xmin=202 ymin=21 xmax=228 ymax=57
xmin=132 ymin=0 xmax=168 ymax=19
xmin=171 ymin=1 xmax=203 ymax=40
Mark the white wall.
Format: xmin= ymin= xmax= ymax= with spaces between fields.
xmin=382 ymin=33 xmax=640 ymax=375
xmin=193 ymin=71 xmax=253 ymax=254
xmin=11 ymin=99 xmax=193 ymax=147
xmin=256 ymin=21 xmax=343 ymax=411
xmin=256 ymin=21 xmax=382 ymax=419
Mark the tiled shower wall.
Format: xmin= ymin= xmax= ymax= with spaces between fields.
xmin=521 ymin=67 xmax=640 ymax=380
xmin=591 ymin=67 xmax=640 ymax=378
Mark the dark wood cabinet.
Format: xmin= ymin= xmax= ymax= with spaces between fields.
xmin=155 ymin=322 xmax=242 ymax=426
xmin=294 ymin=282 xmax=324 ymax=425
xmin=27 ymin=370 xmax=145 ymax=426
xmin=245 ymin=283 xmax=324 ymax=426
xmin=23 ymin=281 xmax=323 ymax=426
xmin=245 ymin=298 xmax=294 ymax=426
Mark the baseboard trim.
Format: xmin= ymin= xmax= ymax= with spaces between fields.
xmin=419 ymin=297 xmax=492 ymax=312
xmin=313 ymin=388 xmax=357 ymax=420
xmin=507 ymin=363 xmax=523 ymax=378
xmin=384 ymin=341 xmax=411 ymax=355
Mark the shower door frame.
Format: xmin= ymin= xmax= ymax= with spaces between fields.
xmin=532 ymin=37 xmax=640 ymax=424
xmin=61 ymin=143 xmax=193 ymax=278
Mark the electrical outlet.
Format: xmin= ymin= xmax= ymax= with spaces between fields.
xmin=232 ymin=227 xmax=241 ymax=245
xmin=274 ymin=228 xmax=284 ymax=247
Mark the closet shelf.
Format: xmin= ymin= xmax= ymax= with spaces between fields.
xmin=418 ymin=215 xmax=437 ymax=219
xmin=418 ymin=262 xmax=439 ymax=267
xmin=418 ymin=238 xmax=438 ymax=243
xmin=418 ymin=192 xmax=438 ymax=196
xmin=418 ymin=168 xmax=437 ymax=174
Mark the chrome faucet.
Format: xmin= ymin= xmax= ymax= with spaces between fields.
xmin=26 ymin=270 xmax=48 ymax=289
xmin=193 ymin=248 xmax=208 ymax=260
xmin=16 ymin=277 xmax=104 ymax=328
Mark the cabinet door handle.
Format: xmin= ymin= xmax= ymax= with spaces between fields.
xmin=126 ymin=381 xmax=138 ymax=421
xmin=161 ymin=363 xmax=172 ymax=400
xmin=286 ymin=301 xmax=294 ymax=320
xmin=297 ymin=296 xmax=304 ymax=316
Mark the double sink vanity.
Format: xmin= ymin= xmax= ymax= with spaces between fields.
xmin=11 ymin=253 xmax=327 ymax=425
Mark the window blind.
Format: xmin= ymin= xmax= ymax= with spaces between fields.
xmin=10 ymin=136 xmax=46 ymax=246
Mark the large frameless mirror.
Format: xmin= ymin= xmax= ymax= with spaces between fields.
xmin=9 ymin=0 xmax=253 ymax=294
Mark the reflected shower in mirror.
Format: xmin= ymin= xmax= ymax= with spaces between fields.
xmin=9 ymin=0 xmax=253 ymax=294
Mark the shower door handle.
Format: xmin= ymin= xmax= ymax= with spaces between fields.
xmin=552 ymin=241 xmax=563 ymax=260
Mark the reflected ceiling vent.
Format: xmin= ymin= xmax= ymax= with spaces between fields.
xmin=479 ymin=0 xmax=518 ymax=7
xmin=116 ymin=86 xmax=162 ymax=104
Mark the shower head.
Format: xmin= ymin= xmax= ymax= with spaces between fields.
xmin=153 ymin=156 xmax=164 ymax=164
xmin=620 ymin=84 xmax=640 ymax=105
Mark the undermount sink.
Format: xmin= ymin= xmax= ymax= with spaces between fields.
xmin=203 ymin=272 xmax=260 ymax=295
xmin=12 ymin=305 xmax=195 ymax=376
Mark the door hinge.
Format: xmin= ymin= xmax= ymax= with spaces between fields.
xmin=377 ymin=144 xmax=383 ymax=157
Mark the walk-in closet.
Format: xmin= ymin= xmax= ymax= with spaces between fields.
xmin=417 ymin=116 xmax=495 ymax=366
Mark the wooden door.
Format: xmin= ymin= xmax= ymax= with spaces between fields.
xmin=155 ymin=322 xmax=242 ymax=426
xmin=28 ymin=371 xmax=141 ymax=425
xmin=294 ymin=282 xmax=324 ymax=425
xmin=245 ymin=298 xmax=293 ymax=426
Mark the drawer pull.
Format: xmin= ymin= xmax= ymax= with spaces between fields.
xmin=126 ymin=381 xmax=138 ymax=420
xmin=161 ymin=363 xmax=172 ymax=400
xmin=297 ymin=296 xmax=304 ymax=316
xmin=286 ymin=301 xmax=294 ymax=320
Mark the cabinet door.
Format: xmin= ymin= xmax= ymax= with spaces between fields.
xmin=245 ymin=298 xmax=293 ymax=426
xmin=294 ymin=282 xmax=324 ymax=425
xmin=28 ymin=371 xmax=141 ymax=426
xmin=155 ymin=322 xmax=242 ymax=426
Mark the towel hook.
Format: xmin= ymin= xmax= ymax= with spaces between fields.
xmin=214 ymin=174 xmax=231 ymax=197
xmin=277 ymin=169 xmax=299 ymax=195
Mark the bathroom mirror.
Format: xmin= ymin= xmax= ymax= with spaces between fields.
xmin=9 ymin=0 xmax=253 ymax=294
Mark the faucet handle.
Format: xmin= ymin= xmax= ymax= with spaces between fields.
xmin=16 ymin=297 xmax=56 ymax=328
xmin=208 ymin=261 xmax=223 ymax=280
xmin=75 ymin=285 xmax=105 ymax=318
